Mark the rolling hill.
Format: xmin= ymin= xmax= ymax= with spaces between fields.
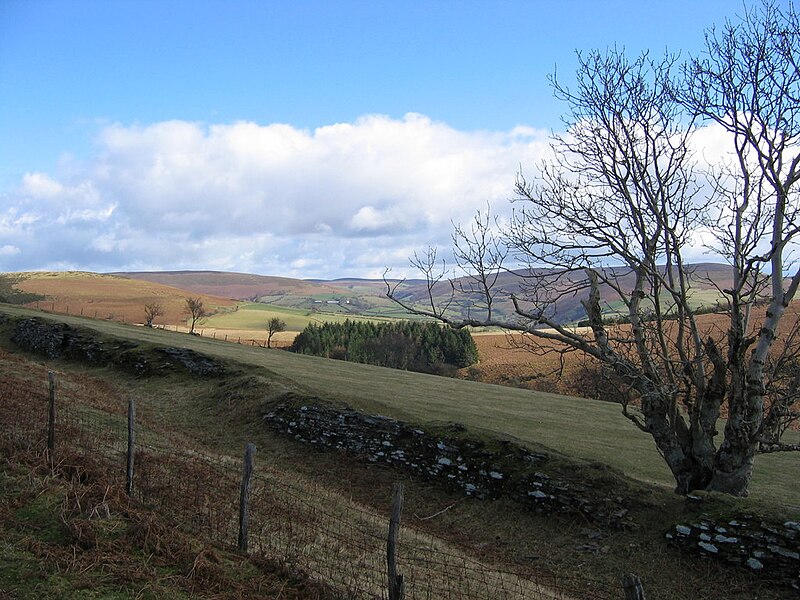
xmin=3 ymin=306 xmax=795 ymax=599
xmin=113 ymin=270 xmax=413 ymax=318
xmin=11 ymin=271 xmax=238 ymax=325
xmin=115 ymin=264 xmax=735 ymax=325
xmin=6 ymin=271 xmax=415 ymax=341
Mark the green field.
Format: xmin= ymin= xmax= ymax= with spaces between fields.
xmin=599 ymin=288 xmax=727 ymax=323
xmin=2 ymin=304 xmax=796 ymax=511
xmin=204 ymin=302 xmax=407 ymax=332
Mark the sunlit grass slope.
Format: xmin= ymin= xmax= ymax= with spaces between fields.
xmin=204 ymin=302 xmax=402 ymax=333
xmin=11 ymin=271 xmax=237 ymax=325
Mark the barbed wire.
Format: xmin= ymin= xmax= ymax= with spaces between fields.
xmin=0 ymin=373 xmax=616 ymax=600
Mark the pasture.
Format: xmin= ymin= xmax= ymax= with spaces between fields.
xmin=1 ymin=304 xmax=796 ymax=511
xmin=203 ymin=301 xmax=403 ymax=332
xmin=2 ymin=304 xmax=798 ymax=599
xmin=10 ymin=272 xmax=414 ymax=343
xmin=12 ymin=271 xmax=237 ymax=325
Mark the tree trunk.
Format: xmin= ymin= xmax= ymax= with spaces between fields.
xmin=708 ymin=455 xmax=754 ymax=496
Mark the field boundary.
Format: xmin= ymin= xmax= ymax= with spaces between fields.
xmin=1 ymin=368 xmax=626 ymax=600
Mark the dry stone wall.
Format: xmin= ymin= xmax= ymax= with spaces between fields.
xmin=265 ymin=401 xmax=800 ymax=590
xmin=10 ymin=316 xmax=226 ymax=377
xmin=263 ymin=401 xmax=636 ymax=529
xmin=667 ymin=514 xmax=800 ymax=590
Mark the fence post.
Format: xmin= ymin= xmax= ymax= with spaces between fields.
xmin=387 ymin=482 xmax=405 ymax=600
xmin=47 ymin=371 xmax=56 ymax=470
xmin=622 ymin=573 xmax=646 ymax=600
xmin=126 ymin=399 xmax=136 ymax=496
xmin=238 ymin=442 xmax=256 ymax=553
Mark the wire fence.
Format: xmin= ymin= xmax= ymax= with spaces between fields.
xmin=0 ymin=369 xmax=622 ymax=600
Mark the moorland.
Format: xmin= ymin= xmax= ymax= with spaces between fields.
xmin=0 ymin=269 xmax=798 ymax=599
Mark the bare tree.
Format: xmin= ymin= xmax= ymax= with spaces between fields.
xmin=671 ymin=1 xmax=800 ymax=493
xmin=185 ymin=297 xmax=208 ymax=334
xmin=452 ymin=206 xmax=508 ymax=321
xmin=143 ymin=302 xmax=164 ymax=327
xmin=388 ymin=3 xmax=800 ymax=496
xmin=266 ymin=317 xmax=286 ymax=348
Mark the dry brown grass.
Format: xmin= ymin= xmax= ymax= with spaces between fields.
xmin=3 ymin=331 xmax=793 ymax=599
xmin=467 ymin=302 xmax=800 ymax=403
xmin=13 ymin=271 xmax=237 ymax=326
xmin=0 ymin=350 xmax=584 ymax=600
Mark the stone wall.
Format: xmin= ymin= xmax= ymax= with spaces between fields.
xmin=265 ymin=401 xmax=800 ymax=590
xmin=667 ymin=515 xmax=800 ymax=590
xmin=263 ymin=401 xmax=636 ymax=529
xmin=10 ymin=316 xmax=226 ymax=377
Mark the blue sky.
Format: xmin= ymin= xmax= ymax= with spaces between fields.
xmin=0 ymin=1 xmax=755 ymax=278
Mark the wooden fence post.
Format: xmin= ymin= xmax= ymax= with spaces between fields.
xmin=238 ymin=443 xmax=256 ymax=553
xmin=126 ymin=399 xmax=136 ymax=496
xmin=622 ymin=573 xmax=646 ymax=600
xmin=47 ymin=371 xmax=56 ymax=470
xmin=387 ymin=483 xmax=405 ymax=600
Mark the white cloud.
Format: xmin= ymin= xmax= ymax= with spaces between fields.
xmin=0 ymin=114 xmax=552 ymax=277
xmin=21 ymin=172 xmax=64 ymax=198
xmin=0 ymin=245 xmax=20 ymax=257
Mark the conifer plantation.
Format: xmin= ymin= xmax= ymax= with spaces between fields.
xmin=290 ymin=320 xmax=478 ymax=374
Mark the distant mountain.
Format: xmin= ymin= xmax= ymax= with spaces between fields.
xmin=388 ymin=263 xmax=733 ymax=324
xmin=114 ymin=264 xmax=735 ymax=326
xmin=112 ymin=270 xmax=412 ymax=318
xmin=113 ymin=270 xmax=353 ymax=301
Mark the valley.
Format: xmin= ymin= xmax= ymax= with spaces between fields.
xmin=1 ymin=305 xmax=797 ymax=599
xmin=2 ymin=268 xmax=799 ymax=598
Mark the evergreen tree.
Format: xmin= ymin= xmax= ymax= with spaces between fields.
xmin=289 ymin=320 xmax=479 ymax=374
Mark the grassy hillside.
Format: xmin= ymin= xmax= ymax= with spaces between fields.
xmin=394 ymin=263 xmax=733 ymax=324
xmin=9 ymin=272 xmax=416 ymax=342
xmin=0 ymin=461 xmax=330 ymax=599
xmin=11 ymin=271 xmax=237 ymax=326
xmin=116 ymin=265 xmax=735 ymax=326
xmin=204 ymin=302 xmax=405 ymax=332
xmin=1 ymin=304 xmax=796 ymax=511
xmin=2 ymin=306 xmax=797 ymax=599
xmin=118 ymin=270 xmax=427 ymax=320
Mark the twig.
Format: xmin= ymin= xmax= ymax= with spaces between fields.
xmin=414 ymin=501 xmax=460 ymax=521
